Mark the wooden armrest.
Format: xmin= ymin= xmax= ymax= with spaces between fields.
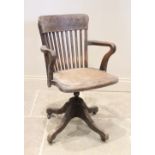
xmin=40 ymin=46 xmax=56 ymax=87
xmin=40 ymin=45 xmax=56 ymax=57
xmin=87 ymin=40 xmax=116 ymax=71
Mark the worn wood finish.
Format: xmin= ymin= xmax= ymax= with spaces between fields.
xmin=38 ymin=14 xmax=89 ymax=33
xmin=74 ymin=30 xmax=79 ymax=68
xmin=79 ymin=30 xmax=83 ymax=67
xmin=87 ymin=40 xmax=116 ymax=71
xmin=41 ymin=30 xmax=89 ymax=71
xmin=60 ymin=31 xmax=68 ymax=69
xmin=84 ymin=30 xmax=88 ymax=67
xmin=38 ymin=14 xmax=89 ymax=87
xmin=47 ymin=92 xmax=108 ymax=143
xmin=40 ymin=46 xmax=56 ymax=86
xmin=38 ymin=14 xmax=117 ymax=144
xmin=53 ymin=68 xmax=118 ymax=93
xmin=65 ymin=31 xmax=72 ymax=68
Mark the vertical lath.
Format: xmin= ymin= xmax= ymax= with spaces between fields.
xmin=79 ymin=30 xmax=83 ymax=67
xmin=50 ymin=32 xmax=58 ymax=71
xmin=56 ymin=32 xmax=64 ymax=70
xmin=84 ymin=29 xmax=88 ymax=67
xmin=74 ymin=30 xmax=79 ymax=68
xmin=52 ymin=32 xmax=62 ymax=71
xmin=69 ymin=30 xmax=75 ymax=68
xmin=60 ymin=31 xmax=68 ymax=69
xmin=65 ymin=31 xmax=72 ymax=69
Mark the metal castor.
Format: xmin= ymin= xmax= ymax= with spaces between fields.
xmin=46 ymin=108 xmax=52 ymax=119
xmin=92 ymin=106 xmax=99 ymax=115
xmin=100 ymin=133 xmax=109 ymax=142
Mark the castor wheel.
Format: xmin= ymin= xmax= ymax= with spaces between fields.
xmin=46 ymin=108 xmax=52 ymax=119
xmin=100 ymin=133 xmax=109 ymax=142
xmin=91 ymin=106 xmax=99 ymax=115
xmin=47 ymin=134 xmax=55 ymax=144
xmin=47 ymin=113 xmax=52 ymax=119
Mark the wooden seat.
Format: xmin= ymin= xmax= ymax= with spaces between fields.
xmin=38 ymin=14 xmax=118 ymax=144
xmin=53 ymin=68 xmax=118 ymax=92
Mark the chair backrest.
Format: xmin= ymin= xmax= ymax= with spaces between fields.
xmin=38 ymin=14 xmax=89 ymax=72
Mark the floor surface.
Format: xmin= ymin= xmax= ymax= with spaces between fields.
xmin=24 ymin=79 xmax=130 ymax=155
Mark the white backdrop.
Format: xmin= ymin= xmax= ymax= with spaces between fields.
xmin=24 ymin=0 xmax=130 ymax=80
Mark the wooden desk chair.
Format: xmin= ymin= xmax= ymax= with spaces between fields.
xmin=38 ymin=14 xmax=118 ymax=144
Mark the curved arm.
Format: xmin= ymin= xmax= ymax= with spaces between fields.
xmin=40 ymin=46 xmax=56 ymax=87
xmin=40 ymin=45 xmax=56 ymax=57
xmin=87 ymin=40 xmax=116 ymax=71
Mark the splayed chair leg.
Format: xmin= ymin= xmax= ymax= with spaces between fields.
xmin=47 ymin=105 xmax=72 ymax=143
xmin=87 ymin=106 xmax=99 ymax=115
xmin=47 ymin=92 xmax=108 ymax=143
xmin=46 ymin=101 xmax=71 ymax=119
xmin=80 ymin=108 xmax=109 ymax=142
